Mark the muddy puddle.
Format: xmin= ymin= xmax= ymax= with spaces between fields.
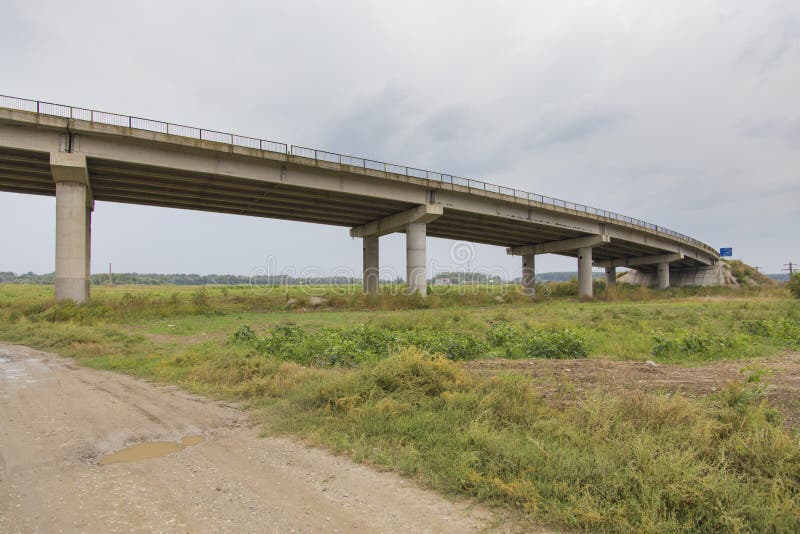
xmin=99 ymin=435 xmax=205 ymax=465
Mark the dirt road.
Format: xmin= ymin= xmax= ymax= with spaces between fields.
xmin=0 ymin=344 xmax=497 ymax=533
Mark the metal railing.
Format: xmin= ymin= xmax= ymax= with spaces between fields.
xmin=0 ymin=94 xmax=716 ymax=255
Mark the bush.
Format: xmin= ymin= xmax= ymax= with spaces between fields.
xmin=519 ymin=329 xmax=589 ymax=359
xmin=789 ymin=273 xmax=800 ymax=299
xmin=740 ymin=319 xmax=773 ymax=337
xmin=652 ymin=332 xmax=733 ymax=360
xmin=229 ymin=324 xmax=256 ymax=343
xmin=231 ymin=322 xmax=592 ymax=366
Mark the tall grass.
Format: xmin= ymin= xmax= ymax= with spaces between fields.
xmin=1 ymin=283 xmax=800 ymax=531
xmin=263 ymin=349 xmax=800 ymax=532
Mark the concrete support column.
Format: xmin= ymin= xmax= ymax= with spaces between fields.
xmin=577 ymin=246 xmax=593 ymax=299
xmin=85 ymin=206 xmax=92 ymax=297
xmin=605 ymin=266 xmax=616 ymax=289
xmin=51 ymin=152 xmax=91 ymax=304
xmin=521 ymin=253 xmax=536 ymax=297
xmin=406 ymin=222 xmax=427 ymax=296
xmin=362 ymin=235 xmax=379 ymax=296
xmin=55 ymin=181 xmax=90 ymax=303
xmin=657 ymin=262 xmax=670 ymax=289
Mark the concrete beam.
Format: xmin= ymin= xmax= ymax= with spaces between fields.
xmin=350 ymin=204 xmax=443 ymax=238
xmin=593 ymin=253 xmax=684 ymax=268
xmin=507 ymin=234 xmax=610 ymax=256
xmin=50 ymin=152 xmax=93 ymax=207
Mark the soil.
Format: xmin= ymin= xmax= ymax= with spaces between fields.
xmin=0 ymin=343 xmax=515 ymax=533
xmin=465 ymin=352 xmax=800 ymax=426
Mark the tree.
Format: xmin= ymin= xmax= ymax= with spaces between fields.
xmin=788 ymin=272 xmax=800 ymax=299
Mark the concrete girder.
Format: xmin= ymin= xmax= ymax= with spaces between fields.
xmin=604 ymin=227 xmax=715 ymax=266
xmin=593 ymin=253 xmax=685 ymax=268
xmin=0 ymin=110 xmax=719 ymax=268
xmin=350 ymin=204 xmax=443 ymax=238
xmin=506 ymin=234 xmax=610 ymax=256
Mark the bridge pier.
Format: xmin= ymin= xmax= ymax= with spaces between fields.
xmin=521 ymin=253 xmax=536 ymax=296
xmin=577 ymin=246 xmax=594 ymax=299
xmin=51 ymin=153 xmax=92 ymax=304
xmin=657 ymin=262 xmax=670 ymax=289
xmin=605 ymin=266 xmax=617 ymax=289
xmin=362 ymin=235 xmax=379 ymax=297
xmin=351 ymin=204 xmax=441 ymax=298
xmin=406 ymin=222 xmax=427 ymax=297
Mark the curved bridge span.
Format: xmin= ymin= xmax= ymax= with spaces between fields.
xmin=0 ymin=96 xmax=718 ymax=302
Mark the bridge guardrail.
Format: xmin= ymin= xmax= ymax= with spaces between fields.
xmin=0 ymin=94 xmax=715 ymax=255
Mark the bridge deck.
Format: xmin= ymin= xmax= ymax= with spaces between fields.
xmin=0 ymin=100 xmax=719 ymax=272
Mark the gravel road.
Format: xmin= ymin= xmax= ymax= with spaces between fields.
xmin=0 ymin=343 xmax=499 ymax=533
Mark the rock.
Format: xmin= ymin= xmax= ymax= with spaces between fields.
xmin=645 ymin=360 xmax=658 ymax=367
xmin=308 ymin=296 xmax=327 ymax=307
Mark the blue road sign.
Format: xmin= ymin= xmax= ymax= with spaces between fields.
xmin=720 ymin=248 xmax=733 ymax=257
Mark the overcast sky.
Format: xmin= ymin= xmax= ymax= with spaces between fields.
xmin=1 ymin=0 xmax=798 ymax=278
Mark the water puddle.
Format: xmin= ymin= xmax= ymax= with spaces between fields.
xmin=99 ymin=435 xmax=205 ymax=465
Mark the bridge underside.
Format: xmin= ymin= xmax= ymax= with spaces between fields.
xmin=0 ymin=145 xmax=708 ymax=272
xmin=0 ymin=103 xmax=720 ymax=302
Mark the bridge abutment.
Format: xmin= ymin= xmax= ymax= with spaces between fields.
xmin=51 ymin=153 xmax=92 ymax=304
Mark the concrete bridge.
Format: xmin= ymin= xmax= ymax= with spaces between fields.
xmin=0 ymin=96 xmax=719 ymax=303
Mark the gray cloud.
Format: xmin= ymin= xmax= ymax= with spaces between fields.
xmin=0 ymin=0 xmax=798 ymax=276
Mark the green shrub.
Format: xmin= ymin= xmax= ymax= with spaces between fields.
xmin=229 ymin=324 xmax=256 ymax=343
xmin=518 ymin=329 xmax=589 ymax=359
xmin=487 ymin=321 xmax=517 ymax=347
xmin=740 ymin=319 xmax=773 ymax=336
xmin=789 ymin=273 xmax=800 ymax=299
xmin=652 ymin=332 xmax=734 ymax=360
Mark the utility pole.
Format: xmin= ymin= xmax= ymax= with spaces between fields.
xmin=108 ymin=261 xmax=113 ymax=285
xmin=784 ymin=262 xmax=797 ymax=276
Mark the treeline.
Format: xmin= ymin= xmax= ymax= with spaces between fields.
xmin=0 ymin=272 xmax=361 ymax=286
xmin=2 ymin=271 xmax=609 ymax=286
xmin=431 ymin=272 xmax=504 ymax=284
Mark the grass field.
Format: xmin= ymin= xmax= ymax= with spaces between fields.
xmin=1 ymin=282 xmax=799 ymax=532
